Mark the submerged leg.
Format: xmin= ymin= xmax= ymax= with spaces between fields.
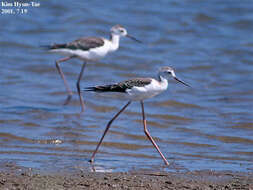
xmin=140 ymin=101 xmax=169 ymax=166
xmin=76 ymin=62 xmax=87 ymax=113
xmin=55 ymin=56 xmax=75 ymax=105
xmin=89 ymin=101 xmax=131 ymax=163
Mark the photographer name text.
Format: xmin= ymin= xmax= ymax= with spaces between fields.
xmin=1 ymin=1 xmax=40 ymax=15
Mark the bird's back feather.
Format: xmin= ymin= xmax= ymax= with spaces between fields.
xmin=47 ymin=37 xmax=105 ymax=51
xmin=84 ymin=78 xmax=152 ymax=93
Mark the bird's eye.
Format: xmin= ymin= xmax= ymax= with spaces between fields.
xmin=119 ymin=29 xmax=124 ymax=33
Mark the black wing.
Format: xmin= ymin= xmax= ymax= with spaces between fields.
xmin=84 ymin=78 xmax=152 ymax=93
xmin=47 ymin=37 xmax=105 ymax=51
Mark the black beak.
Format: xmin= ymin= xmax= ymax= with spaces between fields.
xmin=126 ymin=34 xmax=142 ymax=43
xmin=174 ymin=77 xmax=191 ymax=87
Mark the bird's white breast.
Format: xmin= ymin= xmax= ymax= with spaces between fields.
xmin=87 ymin=39 xmax=117 ymax=60
xmin=126 ymin=79 xmax=167 ymax=101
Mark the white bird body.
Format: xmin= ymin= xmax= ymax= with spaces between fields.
xmin=49 ymin=35 xmax=120 ymax=62
xmin=126 ymin=78 xmax=168 ymax=101
xmin=85 ymin=66 xmax=189 ymax=101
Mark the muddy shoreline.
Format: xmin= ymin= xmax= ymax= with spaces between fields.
xmin=0 ymin=164 xmax=253 ymax=190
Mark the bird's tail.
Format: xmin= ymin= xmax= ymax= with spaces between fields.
xmin=40 ymin=43 xmax=67 ymax=50
xmin=83 ymin=87 xmax=97 ymax=92
xmin=83 ymin=85 xmax=114 ymax=93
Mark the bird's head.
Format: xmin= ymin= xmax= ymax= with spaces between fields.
xmin=159 ymin=66 xmax=190 ymax=87
xmin=111 ymin=24 xmax=127 ymax=36
xmin=110 ymin=24 xmax=142 ymax=43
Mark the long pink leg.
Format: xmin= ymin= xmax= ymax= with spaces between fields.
xmin=140 ymin=101 xmax=169 ymax=166
xmin=55 ymin=56 xmax=75 ymax=105
xmin=76 ymin=62 xmax=87 ymax=113
xmin=89 ymin=101 xmax=131 ymax=163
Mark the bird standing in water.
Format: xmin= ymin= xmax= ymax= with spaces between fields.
xmin=84 ymin=66 xmax=190 ymax=165
xmin=46 ymin=25 xmax=141 ymax=112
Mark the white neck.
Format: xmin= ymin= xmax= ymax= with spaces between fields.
xmin=109 ymin=34 xmax=120 ymax=52
xmin=158 ymin=75 xmax=168 ymax=90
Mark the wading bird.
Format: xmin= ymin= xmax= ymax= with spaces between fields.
xmin=84 ymin=66 xmax=190 ymax=165
xmin=46 ymin=25 xmax=141 ymax=112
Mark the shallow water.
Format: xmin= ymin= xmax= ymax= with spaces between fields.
xmin=0 ymin=0 xmax=253 ymax=173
